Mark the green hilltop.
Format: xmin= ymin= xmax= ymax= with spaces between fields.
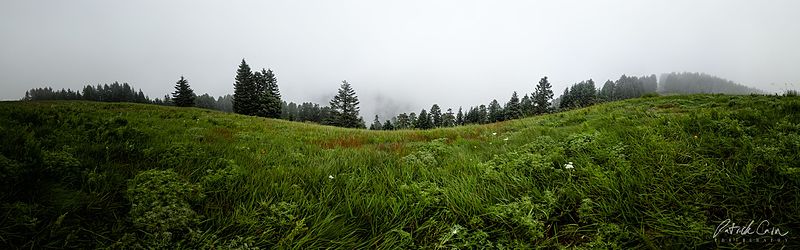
xmin=1 ymin=94 xmax=798 ymax=248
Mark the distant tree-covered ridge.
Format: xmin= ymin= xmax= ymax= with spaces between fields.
xmin=660 ymin=72 xmax=763 ymax=95
xmin=21 ymin=71 xmax=775 ymax=130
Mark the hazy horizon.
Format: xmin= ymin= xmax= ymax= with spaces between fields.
xmin=2 ymin=0 xmax=799 ymax=120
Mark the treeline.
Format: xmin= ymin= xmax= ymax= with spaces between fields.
xmin=556 ymin=74 xmax=658 ymax=110
xmin=659 ymin=72 xmax=762 ymax=94
xmin=370 ymin=77 xmax=554 ymax=130
xmin=23 ymin=82 xmax=150 ymax=103
xmin=21 ymin=71 xmax=766 ymax=130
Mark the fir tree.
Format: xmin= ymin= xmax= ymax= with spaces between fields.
xmin=456 ymin=107 xmax=464 ymax=125
xmin=430 ymin=104 xmax=442 ymax=127
xmin=256 ymin=68 xmax=282 ymax=118
xmin=382 ymin=119 xmax=394 ymax=130
xmin=442 ymin=108 xmax=456 ymax=127
xmin=521 ymin=94 xmax=533 ymax=116
xmin=233 ymin=59 xmax=256 ymax=115
xmin=369 ymin=115 xmax=383 ymax=130
xmin=328 ymin=80 xmax=362 ymax=128
xmin=415 ymin=109 xmax=432 ymax=129
xmin=504 ymin=91 xmax=522 ymax=120
xmin=172 ymin=76 xmax=195 ymax=107
xmin=488 ymin=99 xmax=503 ymax=122
xmin=533 ymin=76 xmax=554 ymax=114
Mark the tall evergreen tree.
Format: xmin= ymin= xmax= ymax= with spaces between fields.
xmin=415 ymin=109 xmax=432 ymax=129
xmin=256 ymin=68 xmax=282 ymax=118
xmin=533 ymin=76 xmax=554 ymax=114
xmin=328 ymin=80 xmax=362 ymax=128
xmin=521 ymin=94 xmax=533 ymax=116
xmin=504 ymin=91 xmax=522 ymax=120
xmin=442 ymin=108 xmax=456 ymax=127
xmin=382 ymin=119 xmax=394 ymax=130
xmin=369 ymin=115 xmax=383 ymax=130
xmin=233 ymin=59 xmax=256 ymax=115
xmin=599 ymin=80 xmax=615 ymax=102
xmin=456 ymin=107 xmax=464 ymax=125
xmin=478 ymin=105 xmax=489 ymax=124
xmin=430 ymin=104 xmax=442 ymax=127
xmin=488 ymin=99 xmax=503 ymax=122
xmin=172 ymin=76 xmax=195 ymax=107
xmin=396 ymin=113 xmax=411 ymax=129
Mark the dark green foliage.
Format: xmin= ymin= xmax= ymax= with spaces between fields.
xmin=24 ymin=82 xmax=150 ymax=103
xmin=172 ymin=76 xmax=195 ymax=107
xmin=382 ymin=119 xmax=394 ymax=130
xmin=504 ymin=91 xmax=523 ymax=120
xmin=533 ymin=76 xmax=554 ymax=114
xmin=455 ymin=107 xmax=464 ymax=125
xmin=415 ymin=109 xmax=432 ymax=129
xmin=255 ymin=68 xmax=282 ymax=118
xmin=488 ymin=99 xmax=503 ymax=123
xmin=442 ymin=108 xmax=456 ymax=127
xmin=429 ymin=104 xmax=442 ymax=127
xmin=369 ymin=115 xmax=382 ymax=130
xmin=233 ymin=59 xmax=257 ymax=115
xmin=2 ymin=95 xmax=799 ymax=248
xmin=520 ymin=94 xmax=533 ymax=116
xmin=395 ymin=113 xmax=412 ymax=129
xmin=327 ymin=80 xmax=363 ymax=128
xmin=598 ymin=80 xmax=615 ymax=102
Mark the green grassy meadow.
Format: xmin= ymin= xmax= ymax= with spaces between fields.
xmin=1 ymin=94 xmax=798 ymax=249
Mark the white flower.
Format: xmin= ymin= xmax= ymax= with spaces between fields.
xmin=492 ymin=132 xmax=497 ymax=136
xmin=451 ymin=227 xmax=459 ymax=235
xmin=328 ymin=175 xmax=334 ymax=179
xmin=503 ymin=137 xmax=509 ymax=141
xmin=564 ymin=162 xmax=574 ymax=169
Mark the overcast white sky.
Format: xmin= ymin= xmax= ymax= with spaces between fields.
xmin=1 ymin=0 xmax=799 ymax=119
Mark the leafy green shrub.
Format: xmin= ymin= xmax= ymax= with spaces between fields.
xmin=42 ymin=148 xmax=82 ymax=185
xmin=201 ymin=159 xmax=244 ymax=194
xmin=126 ymin=168 xmax=204 ymax=247
xmin=486 ymin=192 xmax=557 ymax=241
xmin=401 ymin=138 xmax=451 ymax=168
xmin=399 ymin=181 xmax=444 ymax=209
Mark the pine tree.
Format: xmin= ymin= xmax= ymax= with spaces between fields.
xmin=328 ymin=80 xmax=362 ymax=128
xmin=415 ymin=109 xmax=432 ymax=129
xmin=256 ymin=68 xmax=282 ymax=118
xmin=396 ymin=113 xmax=411 ymax=129
xmin=478 ymin=105 xmax=488 ymax=124
xmin=599 ymin=80 xmax=615 ymax=102
xmin=172 ymin=76 xmax=195 ymax=107
xmin=533 ymin=76 xmax=554 ymax=114
xmin=504 ymin=91 xmax=522 ymax=120
xmin=456 ymin=107 xmax=464 ymax=125
xmin=488 ymin=100 xmax=503 ymax=122
xmin=521 ymin=94 xmax=533 ymax=116
xmin=382 ymin=119 xmax=394 ymax=130
xmin=369 ymin=115 xmax=383 ymax=130
xmin=233 ymin=59 xmax=255 ymax=115
xmin=430 ymin=104 xmax=442 ymax=127
xmin=442 ymin=108 xmax=456 ymax=127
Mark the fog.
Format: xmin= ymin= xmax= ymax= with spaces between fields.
xmin=2 ymin=0 xmax=799 ymax=120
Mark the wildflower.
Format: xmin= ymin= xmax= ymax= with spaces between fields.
xmin=693 ymin=135 xmax=698 ymax=139
xmin=503 ymin=137 xmax=509 ymax=141
xmin=564 ymin=162 xmax=574 ymax=170
xmin=492 ymin=132 xmax=497 ymax=136
xmin=328 ymin=175 xmax=334 ymax=180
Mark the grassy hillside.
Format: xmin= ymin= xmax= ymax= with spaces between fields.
xmin=1 ymin=95 xmax=798 ymax=249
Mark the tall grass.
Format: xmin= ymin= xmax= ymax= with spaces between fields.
xmin=0 ymin=95 xmax=798 ymax=248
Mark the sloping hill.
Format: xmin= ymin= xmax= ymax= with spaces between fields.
xmin=1 ymin=95 xmax=798 ymax=248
